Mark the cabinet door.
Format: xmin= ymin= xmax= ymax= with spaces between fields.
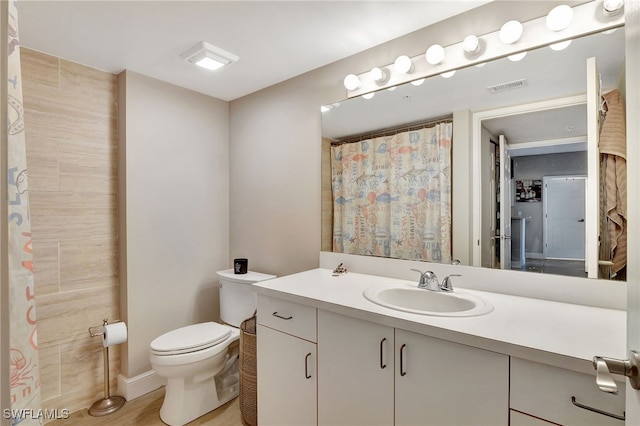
xmin=317 ymin=310 xmax=394 ymax=425
xmin=257 ymin=325 xmax=317 ymax=426
xmin=395 ymin=329 xmax=509 ymax=426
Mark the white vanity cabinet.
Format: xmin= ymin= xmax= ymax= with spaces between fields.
xmin=395 ymin=328 xmax=509 ymax=425
xmin=317 ymin=310 xmax=509 ymax=426
xmin=257 ymin=295 xmax=317 ymax=426
xmin=510 ymin=357 xmax=626 ymax=426
xmin=317 ymin=310 xmax=395 ymax=425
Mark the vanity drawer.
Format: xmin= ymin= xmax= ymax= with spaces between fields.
xmin=510 ymin=357 xmax=625 ymax=425
xmin=257 ymin=295 xmax=317 ymax=342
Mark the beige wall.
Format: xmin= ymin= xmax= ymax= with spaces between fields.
xmin=21 ymin=48 xmax=120 ymax=414
xmin=229 ymin=2 xmax=557 ymax=278
xmin=118 ymin=71 xmax=230 ymax=378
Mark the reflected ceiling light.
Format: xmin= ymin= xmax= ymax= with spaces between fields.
xmin=441 ymin=70 xmax=456 ymax=78
xmin=370 ymin=67 xmax=388 ymax=84
xmin=508 ymin=52 xmax=527 ymax=61
xmin=394 ymin=55 xmax=413 ymax=74
xmin=411 ymin=78 xmax=426 ymax=86
xmin=180 ymin=41 xmax=239 ymax=71
xmin=320 ymin=105 xmax=332 ymax=113
xmin=463 ymin=35 xmax=481 ymax=55
xmin=603 ymin=0 xmax=624 ymax=16
xmin=475 ymin=62 xmax=487 ymax=68
xmin=425 ymin=44 xmax=445 ymax=65
xmin=499 ymin=20 xmax=523 ymax=44
xmin=546 ymin=5 xmax=574 ymax=32
xmin=387 ymin=86 xmax=397 ymax=91
xmin=362 ymin=92 xmax=375 ymax=100
xmin=550 ymin=40 xmax=572 ymax=51
xmin=602 ymin=28 xmax=618 ymax=34
xmin=343 ymin=74 xmax=361 ymax=91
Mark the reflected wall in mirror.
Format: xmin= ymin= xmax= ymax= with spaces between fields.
xmin=321 ymin=28 xmax=626 ymax=280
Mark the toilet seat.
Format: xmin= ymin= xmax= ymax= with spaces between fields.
xmin=150 ymin=322 xmax=231 ymax=356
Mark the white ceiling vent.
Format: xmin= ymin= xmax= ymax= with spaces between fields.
xmin=487 ymin=79 xmax=528 ymax=94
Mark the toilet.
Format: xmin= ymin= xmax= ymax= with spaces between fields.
xmin=149 ymin=269 xmax=275 ymax=426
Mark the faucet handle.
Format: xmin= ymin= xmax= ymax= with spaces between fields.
xmin=440 ymin=274 xmax=461 ymax=292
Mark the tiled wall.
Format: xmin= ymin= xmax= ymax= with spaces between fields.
xmin=21 ymin=48 xmax=120 ymax=416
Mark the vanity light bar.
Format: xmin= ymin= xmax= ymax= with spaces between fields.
xmin=345 ymin=1 xmax=624 ymax=98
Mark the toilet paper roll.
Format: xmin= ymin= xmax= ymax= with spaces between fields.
xmin=102 ymin=322 xmax=127 ymax=347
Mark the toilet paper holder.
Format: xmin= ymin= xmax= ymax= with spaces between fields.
xmin=89 ymin=318 xmax=124 ymax=337
xmin=88 ymin=318 xmax=123 ymax=338
xmin=88 ymin=318 xmax=126 ymax=416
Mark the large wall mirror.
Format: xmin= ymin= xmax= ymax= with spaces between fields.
xmin=321 ymin=26 xmax=626 ymax=281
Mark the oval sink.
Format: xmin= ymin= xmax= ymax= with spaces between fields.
xmin=363 ymin=284 xmax=493 ymax=317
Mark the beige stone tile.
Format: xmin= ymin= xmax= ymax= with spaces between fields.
xmin=60 ymin=337 xmax=120 ymax=395
xmin=38 ymin=345 xmax=61 ymax=401
xmin=29 ymin=191 xmax=118 ymax=243
xmin=33 ymin=242 xmax=60 ymax=296
xmin=60 ymin=239 xmax=118 ymax=291
xmin=42 ymin=377 xmax=118 ymax=421
xmin=35 ymin=286 xmax=119 ymax=347
xmin=24 ymin=133 xmax=59 ymax=192
xmin=20 ymin=48 xmax=60 ymax=89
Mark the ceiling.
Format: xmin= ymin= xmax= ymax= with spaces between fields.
xmin=16 ymin=1 xmax=490 ymax=101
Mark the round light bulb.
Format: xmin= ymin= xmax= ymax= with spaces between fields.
xmin=550 ymin=40 xmax=572 ymax=51
xmin=463 ymin=35 xmax=480 ymax=55
xmin=546 ymin=5 xmax=574 ymax=32
xmin=508 ymin=52 xmax=527 ymax=62
xmin=425 ymin=44 xmax=445 ymax=65
xmin=499 ymin=20 xmax=523 ymax=44
xmin=394 ymin=55 xmax=413 ymax=74
xmin=343 ymin=74 xmax=360 ymax=91
xmin=440 ymin=70 xmax=456 ymax=79
xmin=362 ymin=92 xmax=375 ymax=100
xmin=410 ymin=78 xmax=425 ymax=86
xmin=370 ymin=67 xmax=387 ymax=83
xmin=603 ymin=0 xmax=624 ymax=15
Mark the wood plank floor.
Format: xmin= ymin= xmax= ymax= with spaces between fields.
xmin=47 ymin=387 xmax=245 ymax=426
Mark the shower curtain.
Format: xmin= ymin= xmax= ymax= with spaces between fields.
xmin=331 ymin=122 xmax=452 ymax=263
xmin=7 ymin=0 xmax=43 ymax=423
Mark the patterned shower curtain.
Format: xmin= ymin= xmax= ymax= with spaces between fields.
xmin=331 ymin=122 xmax=452 ymax=262
xmin=7 ymin=0 xmax=43 ymax=424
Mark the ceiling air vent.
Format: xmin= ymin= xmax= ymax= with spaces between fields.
xmin=487 ymin=79 xmax=528 ymax=94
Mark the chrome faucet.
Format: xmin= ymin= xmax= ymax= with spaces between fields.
xmin=440 ymin=274 xmax=462 ymax=292
xmin=411 ymin=269 xmax=440 ymax=291
xmin=411 ymin=269 xmax=462 ymax=292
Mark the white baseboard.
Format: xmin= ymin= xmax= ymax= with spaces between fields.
xmin=117 ymin=370 xmax=166 ymax=401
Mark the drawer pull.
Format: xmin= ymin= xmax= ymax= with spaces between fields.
xmin=400 ymin=344 xmax=407 ymax=376
xmin=380 ymin=338 xmax=387 ymax=369
xmin=272 ymin=311 xmax=293 ymax=320
xmin=571 ymin=396 xmax=625 ymax=421
xmin=305 ymin=353 xmax=312 ymax=379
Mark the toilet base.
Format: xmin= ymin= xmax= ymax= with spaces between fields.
xmin=159 ymin=355 xmax=240 ymax=426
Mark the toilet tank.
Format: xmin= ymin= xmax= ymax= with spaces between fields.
xmin=216 ymin=269 xmax=276 ymax=327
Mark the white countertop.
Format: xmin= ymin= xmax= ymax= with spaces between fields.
xmin=253 ymin=268 xmax=626 ymax=374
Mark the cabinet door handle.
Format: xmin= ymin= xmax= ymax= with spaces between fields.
xmin=400 ymin=344 xmax=407 ymax=376
xmin=305 ymin=352 xmax=312 ymax=379
xmin=571 ymin=396 xmax=625 ymax=421
xmin=380 ymin=338 xmax=387 ymax=369
xmin=272 ymin=311 xmax=293 ymax=320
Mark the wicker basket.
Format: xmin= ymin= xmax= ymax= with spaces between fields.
xmin=240 ymin=316 xmax=257 ymax=426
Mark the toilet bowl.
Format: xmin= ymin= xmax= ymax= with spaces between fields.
xmin=149 ymin=269 xmax=275 ymax=425
xmin=150 ymin=322 xmax=240 ymax=426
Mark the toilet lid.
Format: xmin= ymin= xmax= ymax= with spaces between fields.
xmin=150 ymin=322 xmax=231 ymax=355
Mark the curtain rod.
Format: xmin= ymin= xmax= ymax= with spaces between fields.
xmin=331 ymin=115 xmax=453 ymax=146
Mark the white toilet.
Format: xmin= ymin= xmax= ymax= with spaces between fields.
xmin=149 ymin=269 xmax=275 ymax=426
